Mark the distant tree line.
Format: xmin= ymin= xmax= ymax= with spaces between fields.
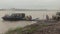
xmin=0 ymin=8 xmax=60 ymax=11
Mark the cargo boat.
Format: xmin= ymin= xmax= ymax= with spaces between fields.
xmin=2 ymin=13 xmax=32 ymax=21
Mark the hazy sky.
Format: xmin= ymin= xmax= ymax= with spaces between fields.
xmin=0 ymin=0 xmax=60 ymax=9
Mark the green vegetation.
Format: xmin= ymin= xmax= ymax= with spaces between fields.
xmin=5 ymin=23 xmax=48 ymax=34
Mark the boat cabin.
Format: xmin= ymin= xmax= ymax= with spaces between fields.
xmin=10 ymin=13 xmax=25 ymax=18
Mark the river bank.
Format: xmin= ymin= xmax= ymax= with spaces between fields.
xmin=5 ymin=20 xmax=59 ymax=34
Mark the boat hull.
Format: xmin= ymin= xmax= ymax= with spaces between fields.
xmin=2 ymin=17 xmax=26 ymax=21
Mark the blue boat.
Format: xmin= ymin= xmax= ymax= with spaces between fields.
xmin=2 ymin=13 xmax=32 ymax=21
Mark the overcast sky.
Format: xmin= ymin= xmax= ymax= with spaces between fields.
xmin=0 ymin=0 xmax=60 ymax=9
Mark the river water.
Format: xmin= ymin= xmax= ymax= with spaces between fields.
xmin=0 ymin=11 xmax=58 ymax=34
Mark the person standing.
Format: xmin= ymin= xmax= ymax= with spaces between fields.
xmin=46 ymin=15 xmax=49 ymax=20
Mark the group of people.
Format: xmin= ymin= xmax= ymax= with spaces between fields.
xmin=25 ymin=15 xmax=32 ymax=20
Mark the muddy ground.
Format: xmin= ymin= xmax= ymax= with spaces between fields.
xmin=32 ymin=21 xmax=60 ymax=34
xmin=5 ymin=20 xmax=60 ymax=34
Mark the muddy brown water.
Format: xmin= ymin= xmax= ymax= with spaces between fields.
xmin=0 ymin=11 xmax=58 ymax=34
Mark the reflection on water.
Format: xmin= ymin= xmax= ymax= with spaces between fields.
xmin=0 ymin=11 xmax=58 ymax=34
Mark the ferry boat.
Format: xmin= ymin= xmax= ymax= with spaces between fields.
xmin=2 ymin=13 xmax=32 ymax=21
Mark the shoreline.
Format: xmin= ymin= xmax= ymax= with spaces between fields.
xmin=5 ymin=20 xmax=59 ymax=34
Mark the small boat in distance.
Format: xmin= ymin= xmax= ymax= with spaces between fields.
xmin=2 ymin=13 xmax=32 ymax=21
